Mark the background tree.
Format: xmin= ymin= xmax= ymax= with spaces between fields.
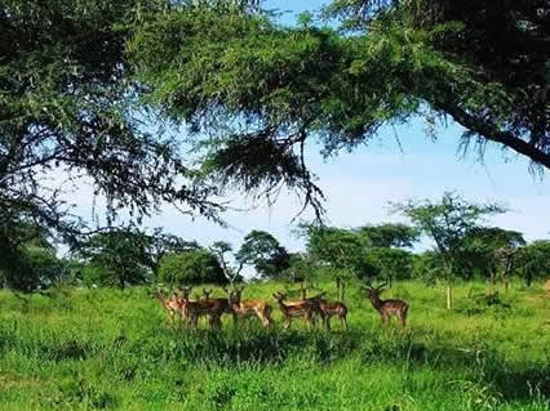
xmin=302 ymin=224 xmax=370 ymax=300
xmin=210 ymin=241 xmax=245 ymax=284
xmin=236 ymin=230 xmax=290 ymax=279
xmin=76 ymin=228 xmax=154 ymax=289
xmin=393 ymin=192 xmax=507 ymax=309
xmin=411 ymin=251 xmax=444 ymax=284
xmin=365 ymin=247 xmax=414 ymax=285
xmin=356 ymin=223 xmax=420 ymax=249
xmin=462 ymin=227 xmax=525 ymax=288
xmin=516 ymin=241 xmax=550 ymax=287
xmin=148 ymin=229 xmax=200 ymax=277
xmin=282 ymin=252 xmax=315 ymax=284
xmin=0 ymin=219 xmax=60 ymax=292
xmin=157 ymin=249 xmax=227 ymax=287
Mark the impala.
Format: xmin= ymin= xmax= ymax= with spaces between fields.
xmin=177 ymin=287 xmax=230 ymax=329
xmin=152 ymin=289 xmax=181 ymax=328
xmin=225 ymin=286 xmax=272 ymax=328
xmin=299 ymin=286 xmax=347 ymax=330
xmin=318 ymin=299 xmax=348 ymax=330
xmin=273 ymin=291 xmax=319 ymax=329
xmin=363 ymin=281 xmax=409 ymax=330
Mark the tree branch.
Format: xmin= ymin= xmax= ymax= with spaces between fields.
xmin=435 ymin=102 xmax=550 ymax=170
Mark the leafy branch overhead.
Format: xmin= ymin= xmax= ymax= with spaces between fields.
xmin=130 ymin=0 xmax=549 ymax=218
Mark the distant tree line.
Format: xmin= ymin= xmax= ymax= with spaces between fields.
xmin=2 ymin=192 xmax=549 ymax=310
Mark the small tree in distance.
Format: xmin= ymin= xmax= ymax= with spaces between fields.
xmin=356 ymin=223 xmax=420 ymax=249
xmin=157 ymin=249 xmax=227 ymax=287
xmin=210 ymin=241 xmax=245 ymax=284
xmin=392 ymin=191 xmax=507 ymax=309
xmin=236 ymin=230 xmax=290 ymax=279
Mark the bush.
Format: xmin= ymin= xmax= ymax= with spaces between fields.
xmin=157 ymin=249 xmax=228 ymax=286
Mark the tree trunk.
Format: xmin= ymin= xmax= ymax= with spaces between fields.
xmin=446 ymin=281 xmax=453 ymax=310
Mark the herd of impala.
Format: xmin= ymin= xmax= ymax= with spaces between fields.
xmin=152 ymin=281 xmax=409 ymax=331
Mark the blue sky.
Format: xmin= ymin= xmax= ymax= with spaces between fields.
xmin=62 ymin=0 xmax=550 ymax=260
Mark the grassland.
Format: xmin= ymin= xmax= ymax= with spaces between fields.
xmin=1 ymin=281 xmax=550 ymax=410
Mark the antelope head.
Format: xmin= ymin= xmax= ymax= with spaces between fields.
xmin=272 ymin=291 xmax=286 ymax=303
xmin=179 ymin=286 xmax=192 ymax=301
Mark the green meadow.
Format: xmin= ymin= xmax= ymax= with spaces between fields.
xmin=1 ymin=281 xmax=550 ymax=410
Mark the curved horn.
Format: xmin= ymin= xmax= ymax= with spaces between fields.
xmin=377 ymin=280 xmax=389 ymax=290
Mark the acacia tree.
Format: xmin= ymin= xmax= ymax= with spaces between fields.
xmin=128 ymin=0 xmax=550 ymax=220
xmin=1 ymin=0 xmax=223 ymax=288
xmin=210 ymin=241 xmax=245 ymax=284
xmin=356 ymin=223 xmax=420 ymax=248
xmin=516 ymin=241 xmax=550 ymax=287
xmin=148 ymin=229 xmax=200 ymax=277
xmin=463 ymin=227 xmax=525 ymax=289
xmin=236 ymin=230 xmax=290 ymax=279
xmin=75 ymin=227 xmax=155 ymax=289
xmin=0 ymin=219 xmax=60 ymax=292
xmin=393 ymin=192 xmax=507 ymax=309
xmin=302 ymin=224 xmax=370 ymax=300
xmin=157 ymin=248 xmax=227 ymax=286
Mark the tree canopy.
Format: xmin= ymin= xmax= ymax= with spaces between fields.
xmin=157 ymin=248 xmax=227 ymax=286
xmin=236 ymin=230 xmax=290 ymax=279
xmin=75 ymin=227 xmax=155 ymax=289
xmin=0 ymin=0 xmax=224 ymax=287
xmin=356 ymin=223 xmax=420 ymax=248
xmin=393 ymin=191 xmax=507 ymax=308
xmin=2 ymin=0 xmax=549 ymax=289
xmin=128 ymin=0 xmax=550 ymax=219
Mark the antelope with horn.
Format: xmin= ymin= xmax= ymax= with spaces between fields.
xmin=362 ymin=280 xmax=409 ymax=330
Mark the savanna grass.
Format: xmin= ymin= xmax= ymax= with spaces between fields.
xmin=1 ymin=281 xmax=549 ymax=410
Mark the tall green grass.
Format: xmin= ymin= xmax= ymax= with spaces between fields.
xmin=1 ymin=281 xmax=549 ymax=410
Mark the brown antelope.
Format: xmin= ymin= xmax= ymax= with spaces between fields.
xmin=318 ymin=299 xmax=348 ymax=330
xmin=202 ymin=289 xmax=213 ymax=300
xmin=225 ymin=286 xmax=272 ymax=329
xmin=300 ymin=286 xmax=347 ymax=330
xmin=272 ymin=291 xmax=320 ymax=329
xmin=152 ymin=289 xmax=181 ymax=327
xmin=177 ymin=287 xmax=231 ymax=329
xmin=363 ymin=281 xmax=409 ymax=330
